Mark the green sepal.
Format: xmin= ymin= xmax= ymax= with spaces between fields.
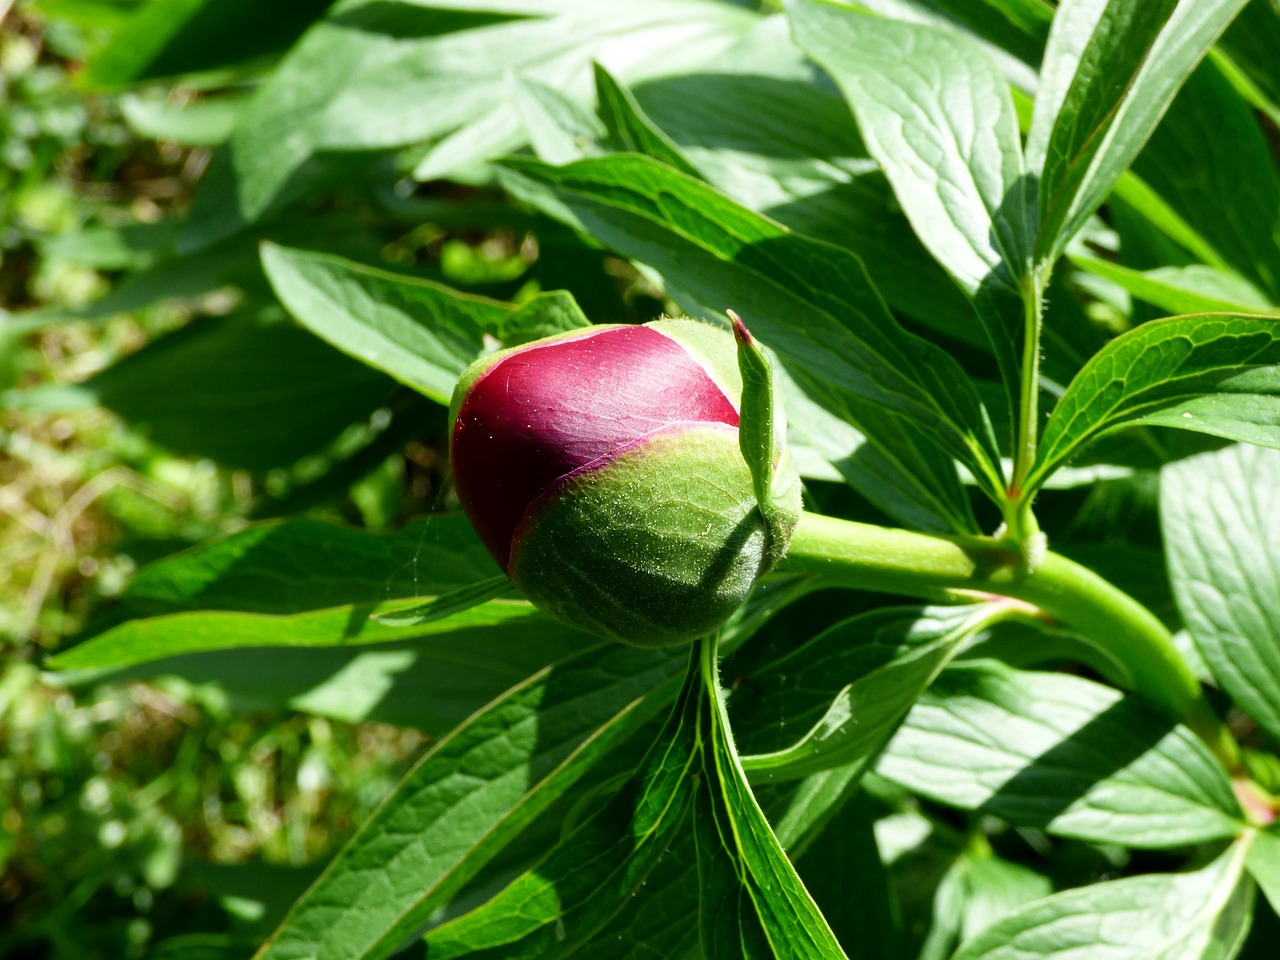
xmin=510 ymin=426 xmax=801 ymax=647
xmin=730 ymin=310 xmax=775 ymax=510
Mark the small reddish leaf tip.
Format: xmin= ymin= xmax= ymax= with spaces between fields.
xmin=727 ymin=308 xmax=753 ymax=345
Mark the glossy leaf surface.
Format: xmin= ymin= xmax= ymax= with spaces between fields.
xmin=1163 ymin=443 xmax=1280 ymax=742
xmin=1030 ymin=313 xmax=1280 ymax=488
xmin=878 ymin=662 xmax=1244 ymax=848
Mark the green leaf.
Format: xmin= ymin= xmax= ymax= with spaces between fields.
xmin=1163 ymin=443 xmax=1280 ymax=742
xmin=81 ymin=311 xmax=395 ymax=472
xmin=117 ymin=515 xmax=495 ymax=617
xmin=261 ymin=244 xmax=510 ymax=405
xmin=254 ymin=642 xmax=686 ymax=960
xmin=1131 ymin=58 xmax=1280 ymax=303
xmin=497 ymin=153 xmax=1003 ymax=513
xmin=731 ymin=312 xmax=777 ymax=511
xmin=878 ymin=662 xmax=1245 ymax=848
xmin=49 ymin=596 xmax=567 ymax=673
xmin=792 ymin=791 xmax=903 ymax=960
xmin=510 ymin=73 xmax=606 ymax=166
xmin=737 ymin=605 xmax=1003 ymax=782
xmin=1028 ymin=0 xmax=1251 ymax=264
xmin=951 ymin=838 xmax=1255 ymax=960
xmin=180 ymin=0 xmax=756 ymax=250
xmin=419 ymin=646 xmax=703 ymax=960
xmin=918 ymin=848 xmax=1053 ymax=960
xmin=694 ymin=637 xmax=847 ymax=960
xmin=1247 ymin=828 xmax=1280 ymax=915
xmin=47 ymin=516 xmax=602 ymax=672
xmin=498 ymin=289 xmax=592 ymax=346
xmin=1218 ymin=0 xmax=1280 ymax=121
xmin=1070 ymin=256 xmax=1277 ymax=316
xmin=593 ymin=63 xmax=700 ymax=178
xmin=120 ymin=92 xmax=246 ymax=146
xmin=1030 ymin=313 xmax=1280 ymax=488
xmin=371 ymin=576 xmax=513 ymax=627
xmin=80 ymin=0 xmax=335 ymax=89
xmin=788 ymin=0 xmax=1034 ymax=426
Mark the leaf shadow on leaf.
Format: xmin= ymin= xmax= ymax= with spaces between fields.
xmin=633 ymin=71 xmax=869 ymax=159
xmin=974 ymin=696 xmax=1175 ymax=831
xmin=325 ymin=4 xmax=526 ymax=41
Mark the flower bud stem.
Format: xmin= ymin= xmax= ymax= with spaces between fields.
xmin=780 ymin=511 xmax=1241 ymax=773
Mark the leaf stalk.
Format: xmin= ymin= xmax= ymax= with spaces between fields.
xmin=780 ymin=511 xmax=1241 ymax=773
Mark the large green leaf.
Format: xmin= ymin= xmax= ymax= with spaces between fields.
xmin=261 ymin=244 xmax=510 ymax=405
xmin=79 ymin=311 xmax=395 ymax=472
xmin=878 ymin=662 xmax=1244 ymax=848
xmin=736 ymin=605 xmax=1004 ymax=782
xmin=1163 ymin=443 xmax=1280 ymax=742
xmin=788 ymin=0 xmax=1033 ymax=428
xmin=48 ymin=596 xmax=569 ymax=672
xmin=114 ymin=515 xmax=494 ymax=617
xmin=498 ymin=153 xmax=1003 ymax=511
xmin=254 ymin=642 xmax=685 ymax=960
xmin=1028 ymin=0 xmax=1251 ymax=264
xmin=180 ymin=0 xmax=756 ymax=250
xmin=48 ymin=516 xmax=601 ymax=672
xmin=419 ymin=646 xmax=703 ymax=960
xmin=694 ymin=638 xmax=847 ymax=960
xmin=1029 ymin=313 xmax=1280 ymax=488
xmin=951 ymin=838 xmax=1255 ymax=960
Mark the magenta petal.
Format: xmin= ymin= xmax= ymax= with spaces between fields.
xmin=451 ymin=325 xmax=740 ymax=569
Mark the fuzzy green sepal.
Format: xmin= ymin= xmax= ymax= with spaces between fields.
xmin=509 ymin=426 xmax=801 ymax=647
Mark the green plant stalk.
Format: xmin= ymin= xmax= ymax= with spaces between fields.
xmin=779 ymin=511 xmax=1241 ymax=773
xmin=1005 ymin=267 xmax=1048 ymax=545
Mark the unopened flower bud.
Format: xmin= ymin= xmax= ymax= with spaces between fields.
xmin=449 ymin=317 xmax=801 ymax=647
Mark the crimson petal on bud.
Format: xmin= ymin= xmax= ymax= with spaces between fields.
xmin=451 ymin=324 xmax=739 ymax=570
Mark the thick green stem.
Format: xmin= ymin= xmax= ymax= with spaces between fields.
xmin=779 ymin=512 xmax=1240 ymax=772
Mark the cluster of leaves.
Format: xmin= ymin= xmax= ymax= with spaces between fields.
xmin=7 ymin=0 xmax=1280 ymax=958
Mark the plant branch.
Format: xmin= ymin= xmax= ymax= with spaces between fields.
xmin=779 ymin=511 xmax=1240 ymax=773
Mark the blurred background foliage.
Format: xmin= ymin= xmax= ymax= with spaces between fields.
xmin=0 ymin=2 xmax=534 ymax=956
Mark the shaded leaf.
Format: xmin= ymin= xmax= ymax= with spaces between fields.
xmin=419 ymin=646 xmax=702 ymax=960
xmin=83 ymin=312 xmax=395 ymax=472
xmin=254 ymin=642 xmax=686 ymax=960
xmin=878 ymin=662 xmax=1244 ymax=848
xmin=1131 ymin=58 xmax=1280 ymax=302
xmin=81 ymin=0 xmax=335 ymax=89
xmin=736 ymin=605 xmax=1004 ymax=782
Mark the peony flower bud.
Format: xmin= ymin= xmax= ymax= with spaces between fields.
xmin=449 ymin=317 xmax=802 ymax=647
